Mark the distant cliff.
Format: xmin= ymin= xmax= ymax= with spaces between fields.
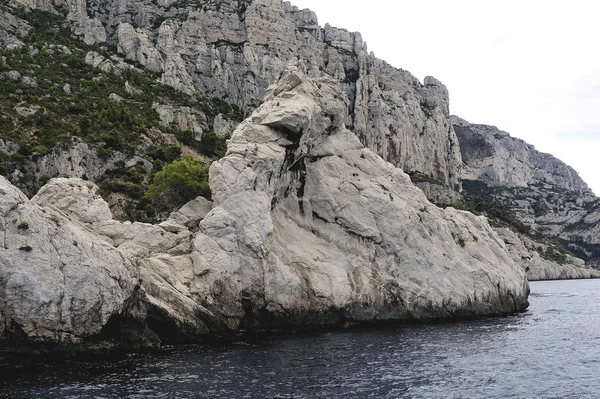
xmin=453 ymin=116 xmax=600 ymax=267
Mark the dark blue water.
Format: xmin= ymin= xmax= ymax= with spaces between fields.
xmin=2 ymin=280 xmax=600 ymax=398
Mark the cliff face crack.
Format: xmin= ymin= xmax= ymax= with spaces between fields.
xmin=0 ymin=43 xmax=531 ymax=352
xmin=2 ymin=201 xmax=21 ymax=250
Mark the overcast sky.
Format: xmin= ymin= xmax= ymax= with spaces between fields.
xmin=291 ymin=0 xmax=600 ymax=195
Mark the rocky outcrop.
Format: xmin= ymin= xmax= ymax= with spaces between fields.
xmin=495 ymin=228 xmax=600 ymax=281
xmin=453 ymin=116 xmax=590 ymax=192
xmin=152 ymin=103 xmax=208 ymax=138
xmin=1 ymin=0 xmax=462 ymax=196
xmin=1 ymin=138 xmax=149 ymax=197
xmin=453 ymin=116 xmax=600 ymax=267
xmin=0 ymin=7 xmax=29 ymax=49
xmin=0 ymin=67 xmax=529 ymax=353
xmin=84 ymin=51 xmax=144 ymax=75
xmin=0 ymin=176 xmax=137 ymax=344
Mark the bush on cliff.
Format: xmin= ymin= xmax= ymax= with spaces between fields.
xmin=145 ymin=156 xmax=211 ymax=209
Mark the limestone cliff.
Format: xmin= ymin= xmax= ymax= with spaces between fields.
xmin=453 ymin=116 xmax=600 ymax=267
xmin=0 ymin=0 xmax=462 ymax=193
xmin=453 ymin=116 xmax=590 ymax=192
xmin=496 ymin=228 xmax=600 ymax=281
xmin=0 ymin=67 xmax=529 ymax=353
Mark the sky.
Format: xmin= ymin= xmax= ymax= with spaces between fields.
xmin=290 ymin=0 xmax=600 ymax=194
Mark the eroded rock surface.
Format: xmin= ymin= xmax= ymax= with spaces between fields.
xmin=1 ymin=0 xmax=462 ymax=196
xmin=454 ymin=116 xmax=600 ymax=267
xmin=0 ymin=66 xmax=529 ymax=353
xmin=0 ymin=176 xmax=137 ymax=344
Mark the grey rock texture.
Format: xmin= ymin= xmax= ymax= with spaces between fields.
xmin=0 ymin=67 xmax=529 ymax=351
xmin=0 ymin=7 xmax=29 ymax=49
xmin=453 ymin=116 xmax=600 ymax=266
xmin=33 ymin=178 xmax=113 ymax=225
xmin=164 ymin=196 xmax=213 ymax=232
xmin=84 ymin=51 xmax=143 ymax=75
xmin=0 ymin=176 xmax=137 ymax=343
xmin=495 ymin=228 xmax=600 ymax=281
xmin=153 ymin=103 xmax=208 ymax=138
xmin=1 ymin=138 xmax=136 ymax=196
xmin=1 ymin=0 xmax=462 ymax=194
xmin=453 ymin=116 xmax=590 ymax=192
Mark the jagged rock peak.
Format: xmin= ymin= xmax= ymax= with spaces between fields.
xmin=0 ymin=0 xmax=462 ymax=194
xmin=0 ymin=65 xmax=529 ymax=352
xmin=452 ymin=115 xmax=592 ymax=194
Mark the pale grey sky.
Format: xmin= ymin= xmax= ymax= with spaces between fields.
xmin=291 ymin=0 xmax=600 ymax=194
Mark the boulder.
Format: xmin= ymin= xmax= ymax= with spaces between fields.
xmin=32 ymin=178 xmax=112 ymax=225
xmin=0 ymin=176 xmax=137 ymax=344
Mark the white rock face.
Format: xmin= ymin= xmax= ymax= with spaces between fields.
xmin=453 ymin=116 xmax=600 ymax=267
xmin=164 ymin=196 xmax=213 ymax=232
xmin=0 ymin=66 xmax=529 ymax=350
xmin=137 ymin=66 xmax=529 ymax=332
xmin=32 ymin=178 xmax=113 ymax=225
xmin=496 ymin=228 xmax=600 ymax=281
xmin=0 ymin=176 xmax=137 ymax=343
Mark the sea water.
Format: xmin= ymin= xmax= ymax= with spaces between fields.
xmin=2 ymin=279 xmax=599 ymax=398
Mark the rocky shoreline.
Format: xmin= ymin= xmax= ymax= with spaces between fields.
xmin=0 ymin=67 xmax=530 ymax=354
xmin=2 ymin=0 xmax=598 ymax=357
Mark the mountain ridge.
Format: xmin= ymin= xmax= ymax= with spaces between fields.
xmin=453 ymin=116 xmax=600 ymax=267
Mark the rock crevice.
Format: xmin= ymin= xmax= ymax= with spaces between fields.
xmin=0 ymin=66 xmax=529 ymax=352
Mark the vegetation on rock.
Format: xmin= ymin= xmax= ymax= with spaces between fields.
xmin=0 ymin=9 xmax=240 ymax=222
xmin=145 ymin=156 xmax=211 ymax=210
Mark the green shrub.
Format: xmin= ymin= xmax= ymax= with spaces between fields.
xmin=147 ymin=145 xmax=181 ymax=163
xmin=19 ymin=245 xmax=33 ymax=252
xmin=145 ymin=155 xmax=210 ymax=208
xmin=17 ymin=221 xmax=29 ymax=230
xmin=39 ymin=174 xmax=52 ymax=185
xmin=32 ymin=145 xmax=50 ymax=155
xmin=199 ymin=132 xmax=227 ymax=158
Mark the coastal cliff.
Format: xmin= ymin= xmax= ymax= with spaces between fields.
xmin=1 ymin=0 xmax=599 ymax=353
xmin=0 ymin=67 xmax=529 ymax=352
xmin=0 ymin=0 xmax=460 ymax=198
xmin=453 ymin=116 xmax=600 ymax=274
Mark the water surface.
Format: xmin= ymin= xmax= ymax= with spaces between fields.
xmin=2 ymin=280 xmax=599 ymax=398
